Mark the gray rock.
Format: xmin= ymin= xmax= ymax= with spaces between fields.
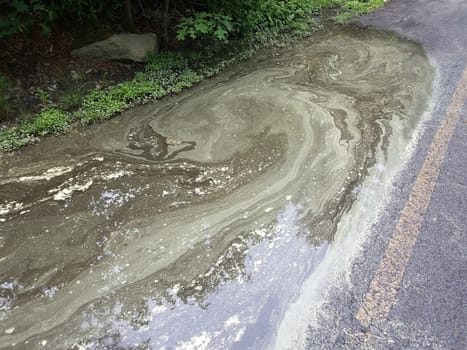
xmin=72 ymin=33 xmax=158 ymax=62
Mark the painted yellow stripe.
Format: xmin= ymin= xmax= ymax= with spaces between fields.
xmin=356 ymin=67 xmax=467 ymax=327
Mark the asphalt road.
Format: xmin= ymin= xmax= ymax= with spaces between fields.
xmin=305 ymin=1 xmax=467 ymax=349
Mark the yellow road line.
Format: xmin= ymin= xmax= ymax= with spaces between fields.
xmin=356 ymin=67 xmax=467 ymax=327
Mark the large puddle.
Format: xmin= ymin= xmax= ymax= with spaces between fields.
xmin=0 ymin=26 xmax=433 ymax=349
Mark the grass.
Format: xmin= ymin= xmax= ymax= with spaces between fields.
xmin=0 ymin=0 xmax=387 ymax=152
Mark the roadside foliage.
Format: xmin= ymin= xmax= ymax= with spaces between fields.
xmin=0 ymin=0 xmax=386 ymax=150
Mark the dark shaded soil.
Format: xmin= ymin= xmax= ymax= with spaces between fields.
xmin=0 ymin=29 xmax=143 ymax=124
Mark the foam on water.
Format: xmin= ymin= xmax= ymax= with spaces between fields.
xmin=0 ymin=26 xmax=433 ymax=349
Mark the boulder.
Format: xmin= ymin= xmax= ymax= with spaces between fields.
xmin=72 ymin=33 xmax=158 ymax=62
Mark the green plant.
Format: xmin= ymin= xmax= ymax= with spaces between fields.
xmin=143 ymin=52 xmax=189 ymax=88
xmin=0 ymin=0 xmax=124 ymax=38
xmin=74 ymin=90 xmax=128 ymax=124
xmin=35 ymin=88 xmax=52 ymax=108
xmin=0 ymin=0 xmax=53 ymax=38
xmin=0 ymin=127 xmax=35 ymax=151
xmin=177 ymin=12 xmax=235 ymax=42
xmin=23 ymin=108 xmax=70 ymax=136
xmin=167 ymin=69 xmax=203 ymax=93
xmin=54 ymin=69 xmax=88 ymax=110
xmin=0 ymin=109 xmax=68 ymax=149
xmin=334 ymin=0 xmax=385 ymax=23
xmin=109 ymin=80 xmax=166 ymax=102
xmin=62 ymin=92 xmax=83 ymax=110
xmin=1 ymin=0 xmax=389 ymax=152
xmin=146 ymin=51 xmax=188 ymax=72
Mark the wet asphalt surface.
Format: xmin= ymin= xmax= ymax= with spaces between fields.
xmin=305 ymin=1 xmax=466 ymax=349
xmin=0 ymin=2 xmax=464 ymax=350
xmin=1 ymin=19 xmax=436 ymax=350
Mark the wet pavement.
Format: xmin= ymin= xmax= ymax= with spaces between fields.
xmin=0 ymin=1 xmax=465 ymax=349
xmin=301 ymin=0 xmax=467 ymax=349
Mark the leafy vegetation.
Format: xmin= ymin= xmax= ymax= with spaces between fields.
xmin=1 ymin=1 xmax=384 ymax=41
xmin=56 ymin=70 xmax=88 ymax=110
xmin=24 ymin=108 xmax=70 ymax=135
xmin=0 ymin=52 xmax=205 ymax=150
xmin=175 ymin=0 xmax=327 ymax=42
xmin=0 ymin=0 xmax=124 ymax=38
xmin=176 ymin=12 xmax=234 ymax=42
xmin=0 ymin=0 xmax=387 ymax=151
xmin=73 ymin=52 xmax=203 ymax=126
xmin=335 ymin=0 xmax=386 ymax=23
xmin=35 ymin=88 xmax=52 ymax=107
xmin=0 ymin=108 xmax=69 ymax=150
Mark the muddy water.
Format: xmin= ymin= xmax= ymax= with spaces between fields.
xmin=0 ymin=26 xmax=433 ymax=349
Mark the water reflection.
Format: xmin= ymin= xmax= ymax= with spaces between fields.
xmin=79 ymin=203 xmax=327 ymax=350
xmin=0 ymin=26 xmax=433 ymax=349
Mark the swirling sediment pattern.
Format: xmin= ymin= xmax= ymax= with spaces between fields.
xmin=0 ymin=26 xmax=433 ymax=349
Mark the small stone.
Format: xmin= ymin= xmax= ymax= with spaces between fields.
xmin=4 ymin=327 xmax=14 ymax=334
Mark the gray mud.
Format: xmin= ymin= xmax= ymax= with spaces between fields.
xmin=0 ymin=26 xmax=433 ymax=350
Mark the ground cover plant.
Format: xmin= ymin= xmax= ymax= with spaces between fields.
xmin=0 ymin=0 xmax=387 ymax=151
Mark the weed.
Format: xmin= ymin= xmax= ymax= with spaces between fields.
xmin=35 ymin=88 xmax=52 ymax=108
xmin=23 ymin=109 xmax=70 ymax=136
xmin=176 ymin=12 xmax=234 ymax=42
xmin=74 ymin=90 xmax=128 ymax=124
xmin=0 ymin=128 xmax=36 ymax=151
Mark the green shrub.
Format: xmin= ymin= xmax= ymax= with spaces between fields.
xmin=56 ymin=69 xmax=87 ymax=110
xmin=62 ymin=92 xmax=84 ymax=110
xmin=168 ymin=69 xmax=203 ymax=93
xmin=0 ymin=0 xmax=52 ymax=38
xmin=176 ymin=12 xmax=234 ymax=42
